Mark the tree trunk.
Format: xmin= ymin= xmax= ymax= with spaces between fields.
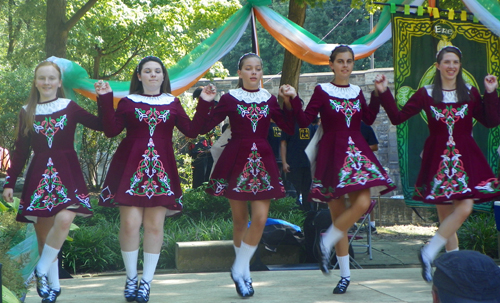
xmin=279 ymin=0 xmax=307 ymax=105
xmin=45 ymin=0 xmax=99 ymax=58
xmin=45 ymin=0 xmax=68 ymax=58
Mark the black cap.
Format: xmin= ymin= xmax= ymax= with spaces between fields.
xmin=433 ymin=250 xmax=500 ymax=303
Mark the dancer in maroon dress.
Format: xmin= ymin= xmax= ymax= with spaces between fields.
xmin=372 ymin=46 xmax=500 ymax=282
xmin=283 ymin=45 xmax=395 ymax=294
xmin=2 ymin=61 xmax=102 ymax=303
xmin=198 ymin=53 xmax=296 ymax=298
xmin=95 ymin=56 xmax=214 ymax=302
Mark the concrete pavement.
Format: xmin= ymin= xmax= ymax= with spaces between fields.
xmin=24 ymin=237 xmax=433 ymax=303
xmin=24 ymin=268 xmax=432 ymax=303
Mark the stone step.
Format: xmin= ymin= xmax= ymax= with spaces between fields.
xmin=175 ymin=240 xmax=302 ymax=272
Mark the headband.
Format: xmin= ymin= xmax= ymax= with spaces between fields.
xmin=436 ymin=46 xmax=462 ymax=59
xmin=136 ymin=56 xmax=163 ymax=73
xmin=238 ymin=53 xmax=260 ymax=68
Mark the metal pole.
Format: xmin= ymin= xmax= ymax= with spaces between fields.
xmin=370 ymin=13 xmax=374 ymax=69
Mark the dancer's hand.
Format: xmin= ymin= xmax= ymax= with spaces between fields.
xmin=374 ymin=74 xmax=388 ymax=94
xmin=279 ymin=84 xmax=297 ymax=99
xmin=2 ymin=188 xmax=13 ymax=202
xmin=200 ymin=84 xmax=217 ymax=102
xmin=484 ymin=74 xmax=498 ymax=93
xmin=94 ymin=80 xmax=112 ymax=95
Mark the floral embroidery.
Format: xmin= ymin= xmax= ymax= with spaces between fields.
xmin=425 ymin=142 xmax=471 ymax=199
xmin=4 ymin=175 xmax=10 ymax=186
xmin=100 ymin=186 xmax=117 ymax=205
xmin=27 ymin=157 xmax=70 ymax=212
xmin=33 ymin=115 xmax=67 ymax=148
xmin=237 ymin=104 xmax=269 ymax=132
xmin=75 ymin=191 xmax=92 ymax=210
xmin=425 ymin=105 xmax=472 ymax=200
xmin=329 ymin=99 xmax=360 ymax=128
xmin=233 ymin=143 xmax=273 ymax=194
xmin=337 ymin=137 xmax=388 ymax=188
xmin=126 ymin=138 xmax=174 ymax=199
xmin=475 ymin=178 xmax=500 ymax=194
xmin=430 ymin=104 xmax=468 ymax=135
xmin=208 ymin=178 xmax=228 ymax=196
xmin=310 ymin=178 xmax=336 ymax=200
xmin=135 ymin=108 xmax=170 ymax=137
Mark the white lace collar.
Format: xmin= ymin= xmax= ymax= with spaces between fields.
xmin=127 ymin=93 xmax=175 ymax=105
xmin=319 ymin=83 xmax=361 ymax=100
xmin=23 ymin=98 xmax=71 ymax=115
xmin=424 ymin=84 xmax=472 ymax=104
xmin=228 ymin=88 xmax=272 ymax=104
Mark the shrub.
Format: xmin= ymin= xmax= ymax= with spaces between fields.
xmin=457 ymin=212 xmax=498 ymax=259
xmin=0 ymin=202 xmax=29 ymax=298
xmin=62 ymin=218 xmax=122 ymax=274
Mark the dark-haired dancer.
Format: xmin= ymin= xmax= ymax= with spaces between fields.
xmin=373 ymin=45 xmax=500 ymax=282
xmin=95 ymin=56 xmax=215 ymax=302
xmin=283 ymin=45 xmax=396 ymax=294
xmin=2 ymin=61 xmax=103 ymax=303
xmin=197 ymin=53 xmax=297 ymax=298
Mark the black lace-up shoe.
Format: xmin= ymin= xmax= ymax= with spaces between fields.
xmin=333 ymin=277 xmax=350 ymax=294
xmin=35 ymin=271 xmax=50 ymax=298
xmin=135 ymin=279 xmax=151 ymax=303
xmin=124 ymin=275 xmax=138 ymax=302
xmin=230 ymin=272 xmax=251 ymax=298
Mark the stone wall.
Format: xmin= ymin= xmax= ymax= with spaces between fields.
xmin=192 ymin=68 xmax=403 ymax=196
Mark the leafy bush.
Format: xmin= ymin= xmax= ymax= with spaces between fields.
xmin=61 ymin=192 xmax=306 ymax=273
xmin=457 ymin=212 xmax=498 ymax=259
xmin=0 ymin=203 xmax=29 ymax=298
xmin=62 ymin=218 xmax=122 ymax=274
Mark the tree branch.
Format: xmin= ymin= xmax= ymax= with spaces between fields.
xmin=63 ymin=0 xmax=99 ymax=31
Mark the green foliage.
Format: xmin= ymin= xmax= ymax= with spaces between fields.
xmin=0 ymin=65 xmax=34 ymax=153
xmin=62 ymin=193 xmax=306 ymax=273
xmin=62 ymin=218 xmax=122 ymax=274
xmin=0 ymin=203 xmax=29 ymax=298
xmin=182 ymin=186 xmax=232 ymax=220
xmin=457 ymin=212 xmax=498 ymax=259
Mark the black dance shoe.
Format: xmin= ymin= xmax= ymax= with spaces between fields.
xmin=230 ymin=272 xmax=251 ymax=298
xmin=135 ymin=279 xmax=151 ymax=303
xmin=418 ymin=248 xmax=433 ymax=282
xmin=333 ymin=277 xmax=350 ymax=294
xmin=42 ymin=288 xmax=61 ymax=303
xmin=124 ymin=275 xmax=138 ymax=302
xmin=317 ymin=240 xmax=331 ymax=275
xmin=244 ymin=278 xmax=254 ymax=297
xmin=35 ymin=271 xmax=51 ymax=298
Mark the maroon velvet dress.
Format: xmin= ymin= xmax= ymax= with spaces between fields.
xmin=98 ymin=92 xmax=210 ymax=216
xmin=374 ymin=85 xmax=500 ymax=204
xmin=292 ymin=83 xmax=396 ymax=203
xmin=200 ymin=88 xmax=295 ymax=201
xmin=4 ymin=98 xmax=102 ymax=222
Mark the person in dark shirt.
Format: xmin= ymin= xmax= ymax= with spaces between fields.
xmin=281 ymin=119 xmax=318 ymax=211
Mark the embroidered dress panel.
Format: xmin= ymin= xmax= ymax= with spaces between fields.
xmin=330 ymin=99 xmax=360 ymax=128
xmin=426 ymin=104 xmax=471 ymax=199
xmin=337 ymin=136 xmax=390 ymax=188
xmin=33 ymin=115 xmax=67 ymax=148
xmin=237 ymin=104 xmax=269 ymax=132
xmin=126 ymin=138 xmax=174 ymax=199
xmin=27 ymin=157 xmax=70 ymax=212
xmin=233 ymin=143 xmax=274 ymax=194
xmin=135 ymin=108 xmax=170 ymax=137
